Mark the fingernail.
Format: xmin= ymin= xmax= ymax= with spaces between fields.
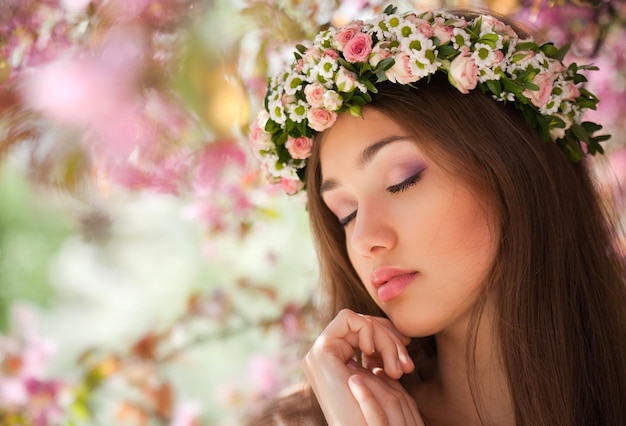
xmin=397 ymin=360 xmax=403 ymax=374
xmin=350 ymin=374 xmax=364 ymax=386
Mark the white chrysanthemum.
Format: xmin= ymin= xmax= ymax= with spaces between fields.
xmin=452 ymin=28 xmax=471 ymax=50
xmin=539 ymin=96 xmax=561 ymax=115
xmin=287 ymin=99 xmax=308 ymax=123
xmin=395 ymin=20 xmax=418 ymax=39
xmin=369 ymin=14 xmax=397 ymax=41
xmin=403 ymin=33 xmax=435 ymax=57
xmin=472 ymin=42 xmax=497 ymax=68
xmin=478 ymin=67 xmax=502 ymax=82
xmin=313 ymin=28 xmax=336 ymax=49
xmin=495 ymin=92 xmax=516 ymax=102
xmin=400 ymin=35 xmax=439 ymax=75
xmin=316 ymin=56 xmax=338 ymax=80
xmin=284 ymin=73 xmax=304 ymax=96
xmin=268 ymin=100 xmax=287 ymax=125
xmin=261 ymin=154 xmax=304 ymax=180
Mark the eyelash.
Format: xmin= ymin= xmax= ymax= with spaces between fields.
xmin=338 ymin=170 xmax=424 ymax=227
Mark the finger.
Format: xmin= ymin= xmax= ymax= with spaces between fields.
xmin=334 ymin=312 xmax=407 ymax=378
xmin=348 ymin=374 xmax=389 ymax=426
xmin=369 ymin=369 xmax=425 ymax=426
xmin=368 ymin=317 xmax=414 ymax=373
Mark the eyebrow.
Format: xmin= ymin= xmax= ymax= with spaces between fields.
xmin=320 ymin=135 xmax=410 ymax=194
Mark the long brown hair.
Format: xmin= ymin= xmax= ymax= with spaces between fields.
xmin=251 ymin=27 xmax=626 ymax=426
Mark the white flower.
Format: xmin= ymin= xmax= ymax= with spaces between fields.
xmin=316 ymin=56 xmax=338 ymax=80
xmin=268 ymin=100 xmax=287 ymax=125
xmin=284 ymin=74 xmax=304 ymax=96
xmin=472 ymin=43 xmax=497 ymax=68
xmin=452 ymin=28 xmax=470 ymax=50
xmin=335 ymin=67 xmax=358 ymax=92
xmin=287 ymin=99 xmax=308 ymax=123
xmin=323 ymin=90 xmax=343 ymax=111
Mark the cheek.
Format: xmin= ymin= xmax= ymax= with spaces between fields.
xmin=433 ymin=198 xmax=499 ymax=283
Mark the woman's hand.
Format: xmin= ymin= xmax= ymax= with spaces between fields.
xmin=302 ymin=309 xmax=422 ymax=425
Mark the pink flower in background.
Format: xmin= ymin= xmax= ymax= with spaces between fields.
xmin=171 ymin=401 xmax=201 ymax=426
xmin=248 ymin=355 xmax=280 ymax=397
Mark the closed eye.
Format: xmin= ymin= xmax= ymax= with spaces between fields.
xmin=339 ymin=210 xmax=357 ymax=227
xmin=387 ymin=169 xmax=424 ymax=194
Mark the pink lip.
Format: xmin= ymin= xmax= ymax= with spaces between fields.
xmin=370 ymin=267 xmax=418 ymax=303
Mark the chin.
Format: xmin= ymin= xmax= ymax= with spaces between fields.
xmin=385 ymin=310 xmax=443 ymax=338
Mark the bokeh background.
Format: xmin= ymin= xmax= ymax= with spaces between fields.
xmin=0 ymin=0 xmax=625 ymax=424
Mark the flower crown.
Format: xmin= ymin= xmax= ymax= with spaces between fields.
xmin=249 ymin=6 xmax=608 ymax=194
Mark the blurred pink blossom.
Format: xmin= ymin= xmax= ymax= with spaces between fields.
xmin=247 ymin=354 xmax=280 ymax=397
xmin=170 ymin=401 xmax=201 ymax=426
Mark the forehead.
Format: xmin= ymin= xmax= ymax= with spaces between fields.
xmin=319 ymin=109 xmax=406 ymax=167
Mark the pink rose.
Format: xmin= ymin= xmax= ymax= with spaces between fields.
xmin=280 ymin=177 xmax=303 ymax=195
xmin=303 ymin=47 xmax=322 ymax=64
xmin=334 ymin=23 xmax=362 ymax=49
xmin=295 ymin=59 xmax=304 ymax=73
xmin=335 ymin=67 xmax=358 ymax=92
xmin=369 ymin=42 xmax=392 ymax=68
xmin=448 ymin=49 xmax=478 ymax=94
xmin=286 ymin=136 xmax=313 ymax=159
xmin=307 ymin=107 xmax=338 ymax=132
xmin=562 ymin=81 xmax=580 ymax=101
xmin=523 ymin=71 xmax=555 ymax=108
xmin=323 ymin=48 xmax=340 ymax=60
xmin=432 ymin=18 xmax=454 ymax=45
xmin=480 ymin=15 xmax=516 ymax=39
xmin=548 ymin=60 xmax=566 ymax=73
xmin=387 ymin=53 xmax=418 ymax=85
xmin=304 ymin=83 xmax=326 ymax=108
xmin=548 ymin=113 xmax=572 ymax=141
xmin=404 ymin=15 xmax=433 ymax=38
xmin=343 ymin=32 xmax=373 ymax=63
xmin=249 ymin=118 xmax=272 ymax=151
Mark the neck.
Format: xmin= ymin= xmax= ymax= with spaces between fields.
xmin=416 ymin=300 xmax=514 ymax=425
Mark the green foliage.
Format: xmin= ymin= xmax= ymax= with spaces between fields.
xmin=0 ymin=164 xmax=73 ymax=331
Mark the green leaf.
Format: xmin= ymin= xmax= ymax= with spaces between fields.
xmin=515 ymin=41 xmax=539 ymax=51
xmin=571 ymin=124 xmax=590 ymax=143
xmin=383 ymin=4 xmax=397 ymax=15
xmin=377 ymin=57 xmax=395 ymax=71
xmin=264 ymin=119 xmax=280 ymax=133
xmin=581 ymin=121 xmax=602 ymax=133
xmin=559 ymin=135 xmax=584 ymax=162
xmin=524 ymin=82 xmax=540 ymax=91
xmin=350 ymin=104 xmax=362 ymax=117
xmin=338 ymin=57 xmax=357 ymax=73
xmin=296 ymin=44 xmax=307 ymax=54
xmin=364 ymin=78 xmax=378 ymax=93
xmin=438 ymin=44 xmax=457 ymax=59
xmin=539 ymin=42 xmax=559 ymax=58
xmin=485 ymin=79 xmax=502 ymax=96
xmin=555 ymin=44 xmax=570 ymax=61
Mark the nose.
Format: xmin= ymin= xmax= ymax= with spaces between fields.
xmin=348 ymin=202 xmax=397 ymax=257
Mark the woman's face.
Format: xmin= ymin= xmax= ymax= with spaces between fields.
xmin=319 ymin=108 xmax=500 ymax=337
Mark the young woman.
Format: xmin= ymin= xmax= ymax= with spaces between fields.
xmin=249 ymin=7 xmax=626 ymax=425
